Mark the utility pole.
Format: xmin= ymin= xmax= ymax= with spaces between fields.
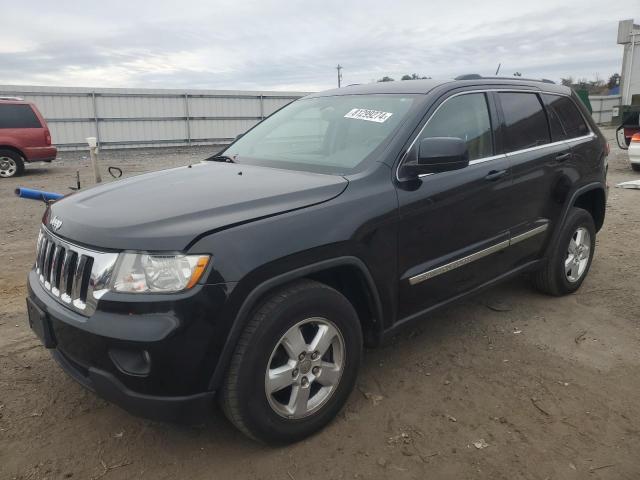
xmin=336 ymin=64 xmax=343 ymax=88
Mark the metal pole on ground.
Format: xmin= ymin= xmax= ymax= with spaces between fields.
xmin=86 ymin=136 xmax=102 ymax=183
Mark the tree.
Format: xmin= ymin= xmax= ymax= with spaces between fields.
xmin=608 ymin=73 xmax=620 ymax=89
xmin=377 ymin=76 xmax=395 ymax=82
xmin=401 ymin=73 xmax=431 ymax=80
xmin=561 ymin=77 xmax=574 ymax=87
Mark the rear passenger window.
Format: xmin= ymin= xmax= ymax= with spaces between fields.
xmin=0 ymin=104 xmax=42 ymax=128
xmin=540 ymin=95 xmax=567 ymax=141
xmin=498 ymin=93 xmax=550 ymax=152
xmin=419 ymin=93 xmax=493 ymax=161
xmin=542 ymin=95 xmax=589 ymax=139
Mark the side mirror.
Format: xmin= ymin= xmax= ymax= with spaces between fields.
xmin=401 ymin=137 xmax=469 ymax=177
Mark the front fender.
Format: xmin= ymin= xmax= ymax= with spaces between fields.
xmin=206 ymin=256 xmax=384 ymax=390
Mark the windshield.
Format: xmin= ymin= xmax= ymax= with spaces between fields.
xmin=220 ymin=94 xmax=418 ymax=174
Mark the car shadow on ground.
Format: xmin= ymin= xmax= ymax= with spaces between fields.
xmin=132 ymin=275 xmax=537 ymax=452
xmin=20 ymin=167 xmax=54 ymax=178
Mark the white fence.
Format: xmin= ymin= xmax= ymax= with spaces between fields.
xmin=0 ymin=85 xmax=308 ymax=150
xmin=588 ymin=94 xmax=621 ymax=124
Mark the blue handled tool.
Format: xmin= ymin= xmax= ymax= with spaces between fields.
xmin=14 ymin=187 xmax=64 ymax=202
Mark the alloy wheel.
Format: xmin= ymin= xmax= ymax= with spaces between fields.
xmin=265 ymin=317 xmax=345 ymax=419
xmin=565 ymin=227 xmax=591 ymax=282
xmin=0 ymin=156 xmax=17 ymax=177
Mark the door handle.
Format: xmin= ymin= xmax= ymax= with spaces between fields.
xmin=556 ymin=152 xmax=571 ymax=162
xmin=484 ymin=169 xmax=508 ymax=181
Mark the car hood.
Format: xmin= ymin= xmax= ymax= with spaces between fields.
xmin=48 ymin=161 xmax=348 ymax=251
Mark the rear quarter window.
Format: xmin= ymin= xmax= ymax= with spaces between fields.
xmin=498 ymin=92 xmax=550 ymax=152
xmin=0 ymin=104 xmax=42 ymax=129
xmin=542 ymin=94 xmax=589 ymax=139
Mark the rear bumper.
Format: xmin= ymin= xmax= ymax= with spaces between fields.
xmin=629 ymin=144 xmax=640 ymax=164
xmin=24 ymin=146 xmax=57 ymax=162
xmin=52 ymin=348 xmax=215 ymax=423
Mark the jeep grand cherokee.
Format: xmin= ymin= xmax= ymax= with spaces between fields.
xmin=26 ymin=77 xmax=607 ymax=443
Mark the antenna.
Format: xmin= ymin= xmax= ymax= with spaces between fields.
xmin=336 ymin=64 xmax=343 ymax=88
xmin=495 ymin=63 xmax=501 ymax=75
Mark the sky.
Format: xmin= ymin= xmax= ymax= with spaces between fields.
xmin=0 ymin=0 xmax=636 ymax=92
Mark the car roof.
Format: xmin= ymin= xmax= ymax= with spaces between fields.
xmin=0 ymin=96 xmax=28 ymax=104
xmin=307 ymin=77 xmax=571 ymax=97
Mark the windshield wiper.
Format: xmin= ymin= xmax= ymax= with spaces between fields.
xmin=207 ymin=154 xmax=237 ymax=163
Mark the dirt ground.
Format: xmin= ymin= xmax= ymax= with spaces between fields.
xmin=1 ymin=129 xmax=639 ymax=480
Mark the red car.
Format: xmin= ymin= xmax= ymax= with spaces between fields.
xmin=0 ymin=97 xmax=57 ymax=178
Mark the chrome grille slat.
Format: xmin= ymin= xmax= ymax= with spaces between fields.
xmin=71 ymin=255 xmax=88 ymax=302
xmin=59 ymin=249 xmax=74 ymax=298
xmin=33 ymin=227 xmax=119 ymax=316
xmin=35 ymin=231 xmax=44 ymax=271
xmin=37 ymin=237 xmax=48 ymax=275
xmin=42 ymin=240 xmax=54 ymax=287
xmin=50 ymin=245 xmax=64 ymax=295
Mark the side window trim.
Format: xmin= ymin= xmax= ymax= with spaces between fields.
xmin=396 ymin=90 xmax=498 ymax=178
xmin=395 ymin=89 xmax=595 ymax=181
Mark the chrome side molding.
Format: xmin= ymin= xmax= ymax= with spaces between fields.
xmin=408 ymin=224 xmax=548 ymax=286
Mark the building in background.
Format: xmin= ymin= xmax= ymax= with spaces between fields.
xmin=618 ymin=19 xmax=640 ymax=106
xmin=0 ymin=86 xmax=307 ymax=151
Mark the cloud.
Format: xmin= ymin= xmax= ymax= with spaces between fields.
xmin=0 ymin=0 xmax=634 ymax=91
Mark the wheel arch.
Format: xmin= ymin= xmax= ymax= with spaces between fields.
xmin=572 ymin=186 xmax=606 ymax=232
xmin=208 ymin=256 xmax=384 ymax=390
xmin=545 ymin=182 xmax=606 ymax=258
xmin=0 ymin=145 xmax=27 ymax=160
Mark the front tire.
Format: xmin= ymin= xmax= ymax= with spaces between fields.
xmin=221 ymin=279 xmax=362 ymax=444
xmin=531 ymin=207 xmax=596 ymax=296
xmin=0 ymin=150 xmax=25 ymax=178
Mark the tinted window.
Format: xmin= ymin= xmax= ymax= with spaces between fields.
xmin=499 ymin=93 xmax=550 ymax=151
xmin=543 ymin=94 xmax=589 ymax=139
xmin=419 ymin=93 xmax=493 ymax=160
xmin=541 ymin=94 xmax=567 ymax=141
xmin=0 ymin=104 xmax=42 ymax=129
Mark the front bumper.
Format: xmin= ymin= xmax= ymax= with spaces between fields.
xmin=51 ymin=348 xmax=214 ymax=423
xmin=27 ymin=269 xmax=230 ymax=423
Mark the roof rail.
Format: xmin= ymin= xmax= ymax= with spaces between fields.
xmin=0 ymin=96 xmax=24 ymax=101
xmin=454 ymin=74 xmax=555 ymax=84
xmin=455 ymin=74 xmax=482 ymax=80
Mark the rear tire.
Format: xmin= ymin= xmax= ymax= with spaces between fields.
xmin=220 ymin=279 xmax=362 ymax=444
xmin=531 ymin=207 xmax=595 ymax=296
xmin=632 ymin=163 xmax=640 ymax=172
xmin=0 ymin=150 xmax=25 ymax=178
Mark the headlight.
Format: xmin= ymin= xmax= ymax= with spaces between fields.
xmin=111 ymin=253 xmax=210 ymax=293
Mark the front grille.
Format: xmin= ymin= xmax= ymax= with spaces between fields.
xmin=35 ymin=228 xmax=119 ymax=315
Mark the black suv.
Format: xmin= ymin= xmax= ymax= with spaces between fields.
xmin=26 ymin=77 xmax=607 ymax=443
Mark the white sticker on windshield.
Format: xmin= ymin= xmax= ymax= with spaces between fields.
xmin=344 ymin=108 xmax=393 ymax=123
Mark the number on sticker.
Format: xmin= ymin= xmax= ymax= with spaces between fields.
xmin=344 ymin=108 xmax=393 ymax=123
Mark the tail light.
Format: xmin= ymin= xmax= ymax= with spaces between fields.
xmin=632 ymin=133 xmax=640 ymax=143
xmin=605 ymin=142 xmax=610 ymax=156
xmin=44 ymin=129 xmax=51 ymax=146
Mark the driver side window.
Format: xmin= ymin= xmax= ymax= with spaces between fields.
xmin=419 ymin=93 xmax=494 ymax=161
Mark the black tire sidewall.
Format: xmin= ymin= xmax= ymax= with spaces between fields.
xmin=552 ymin=208 xmax=596 ymax=294
xmin=231 ymin=284 xmax=362 ymax=444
